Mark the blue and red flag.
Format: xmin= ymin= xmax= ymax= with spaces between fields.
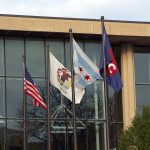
xmin=100 ymin=25 xmax=123 ymax=92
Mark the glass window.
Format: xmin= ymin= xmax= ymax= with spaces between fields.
xmin=51 ymin=120 xmax=87 ymax=150
xmin=76 ymin=80 xmax=104 ymax=119
xmin=51 ymin=121 xmax=105 ymax=150
xmin=0 ymin=119 xmax=5 ymax=150
xmin=26 ymin=38 xmax=45 ymax=78
xmin=0 ymin=37 xmax=4 ymax=76
xmin=65 ymin=40 xmax=84 ymax=71
xmin=109 ymin=123 xmax=117 ymax=149
xmin=108 ymin=87 xmax=123 ymax=122
xmin=51 ymin=120 xmax=73 ymax=150
xmin=7 ymin=120 xmax=23 ymax=150
xmin=134 ymin=53 xmax=150 ymax=83
xmin=87 ymin=122 xmax=105 ymax=150
xmin=28 ymin=119 xmax=47 ymax=150
xmin=136 ymin=85 xmax=150 ymax=112
xmin=84 ymin=41 xmax=101 ymax=69
xmin=0 ymin=78 xmax=5 ymax=118
xmin=6 ymin=78 xmax=23 ymax=118
xmin=83 ymin=42 xmax=104 ymax=119
xmin=27 ymin=78 xmax=46 ymax=118
xmin=46 ymin=39 xmax=65 ymax=65
xmin=2 ymin=36 xmax=120 ymax=150
xmin=65 ymin=40 xmax=71 ymax=71
xmin=5 ymin=37 xmax=24 ymax=77
xmin=134 ymin=47 xmax=150 ymax=112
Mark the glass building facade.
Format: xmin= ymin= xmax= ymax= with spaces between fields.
xmin=0 ymin=36 xmax=122 ymax=150
xmin=134 ymin=47 xmax=150 ymax=113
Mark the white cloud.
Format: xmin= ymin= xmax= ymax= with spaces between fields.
xmin=0 ymin=0 xmax=149 ymax=22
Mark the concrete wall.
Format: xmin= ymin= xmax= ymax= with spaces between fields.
xmin=0 ymin=15 xmax=150 ymax=37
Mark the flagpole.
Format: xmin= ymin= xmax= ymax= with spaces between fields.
xmin=22 ymin=54 xmax=28 ymax=150
xmin=46 ymin=45 xmax=51 ymax=150
xmin=69 ymin=29 xmax=78 ymax=150
xmin=101 ymin=16 xmax=110 ymax=150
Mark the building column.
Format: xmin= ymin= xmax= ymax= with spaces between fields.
xmin=121 ymin=43 xmax=136 ymax=129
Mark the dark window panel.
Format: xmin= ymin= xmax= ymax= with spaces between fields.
xmin=51 ymin=120 xmax=87 ymax=150
xmin=0 ymin=37 xmax=4 ymax=76
xmin=26 ymin=38 xmax=45 ymax=78
xmin=136 ymin=85 xmax=150 ymax=113
xmin=85 ymin=80 xmax=104 ymax=119
xmin=134 ymin=53 xmax=150 ymax=83
xmin=6 ymin=120 xmax=23 ymax=150
xmin=51 ymin=120 xmax=74 ymax=150
xmin=109 ymin=123 xmax=123 ymax=149
xmin=65 ymin=40 xmax=83 ymax=71
xmin=84 ymin=41 xmax=101 ymax=70
xmin=109 ymin=123 xmax=117 ymax=149
xmin=27 ymin=79 xmax=47 ymax=119
xmin=5 ymin=37 xmax=24 ymax=77
xmin=50 ymin=121 xmax=105 ymax=150
xmin=46 ymin=39 xmax=65 ymax=65
xmin=0 ymin=119 xmax=5 ymax=150
xmin=108 ymin=87 xmax=123 ymax=122
xmin=6 ymin=78 xmax=23 ymax=118
xmin=0 ymin=78 xmax=5 ymax=118
xmin=87 ymin=122 xmax=105 ymax=150
xmin=27 ymin=119 xmax=47 ymax=150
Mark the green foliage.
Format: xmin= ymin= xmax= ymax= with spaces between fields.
xmin=118 ymin=106 xmax=150 ymax=150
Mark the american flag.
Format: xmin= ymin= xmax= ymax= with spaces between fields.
xmin=24 ymin=67 xmax=47 ymax=110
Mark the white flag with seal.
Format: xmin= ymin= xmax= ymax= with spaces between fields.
xmin=49 ymin=52 xmax=85 ymax=104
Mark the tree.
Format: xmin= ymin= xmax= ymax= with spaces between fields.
xmin=118 ymin=106 xmax=150 ymax=150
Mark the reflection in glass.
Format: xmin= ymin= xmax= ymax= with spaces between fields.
xmin=6 ymin=120 xmax=23 ymax=150
xmin=26 ymin=38 xmax=45 ymax=78
xmin=108 ymin=87 xmax=123 ymax=122
xmin=65 ymin=40 xmax=83 ymax=71
xmin=136 ymin=85 xmax=150 ymax=112
xmin=28 ymin=120 xmax=47 ymax=150
xmin=1 ymin=37 xmax=113 ymax=149
xmin=109 ymin=123 xmax=123 ymax=149
xmin=0 ymin=119 xmax=5 ymax=150
xmin=51 ymin=120 xmax=86 ymax=150
xmin=0 ymin=37 xmax=4 ymax=76
xmin=134 ymin=53 xmax=150 ymax=83
xmin=5 ymin=37 xmax=24 ymax=77
xmin=84 ymin=41 xmax=101 ymax=68
xmin=85 ymin=80 xmax=104 ymax=119
xmin=6 ymin=78 xmax=23 ymax=118
xmin=51 ymin=120 xmax=71 ymax=150
xmin=27 ymin=79 xmax=47 ymax=118
xmin=87 ymin=122 xmax=105 ymax=150
xmin=65 ymin=41 xmax=71 ymax=71
xmin=109 ymin=123 xmax=117 ymax=149
xmin=0 ymin=78 xmax=5 ymax=117
xmin=46 ymin=39 xmax=64 ymax=65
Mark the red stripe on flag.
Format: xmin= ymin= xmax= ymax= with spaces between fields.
xmin=24 ymin=79 xmax=47 ymax=110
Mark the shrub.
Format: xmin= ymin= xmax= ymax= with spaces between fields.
xmin=118 ymin=106 xmax=150 ymax=150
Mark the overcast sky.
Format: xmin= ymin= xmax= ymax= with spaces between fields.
xmin=0 ymin=0 xmax=149 ymax=22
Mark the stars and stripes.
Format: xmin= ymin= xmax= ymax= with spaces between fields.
xmin=24 ymin=66 xmax=47 ymax=110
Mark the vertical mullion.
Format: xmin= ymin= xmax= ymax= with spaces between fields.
xmin=3 ymin=36 xmax=7 ymax=150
